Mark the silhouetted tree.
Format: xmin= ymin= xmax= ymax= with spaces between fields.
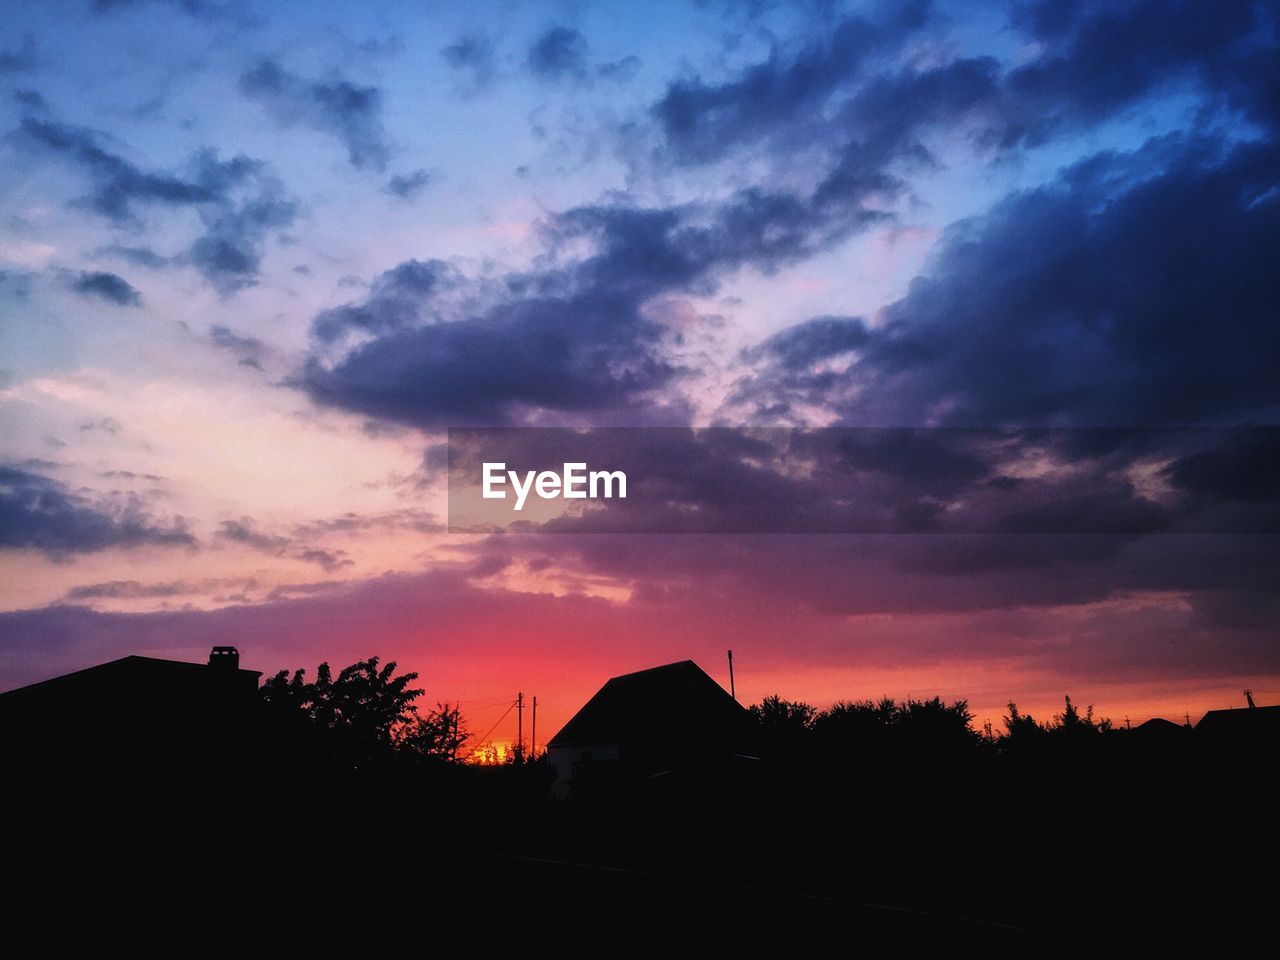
xmin=896 ymin=696 xmax=981 ymax=756
xmin=260 ymin=657 xmax=424 ymax=768
xmin=811 ymin=697 xmax=899 ymax=758
xmin=750 ymin=695 xmax=816 ymax=759
xmin=1049 ymin=695 xmax=1111 ymax=737
xmin=395 ymin=701 xmax=470 ymax=762
xmin=1001 ymin=700 xmax=1046 ymax=752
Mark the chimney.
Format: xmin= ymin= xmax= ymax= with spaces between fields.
xmin=209 ymin=646 xmax=240 ymax=671
xmin=1245 ymin=689 xmax=1256 ymax=709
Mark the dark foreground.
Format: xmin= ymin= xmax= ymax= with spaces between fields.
xmin=7 ymin=758 xmax=1272 ymax=955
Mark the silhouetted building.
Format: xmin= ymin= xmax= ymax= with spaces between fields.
xmin=1195 ymin=702 xmax=1280 ymax=748
xmin=547 ymin=659 xmax=757 ymax=799
xmin=1130 ymin=717 xmax=1188 ymax=740
xmin=0 ymin=646 xmax=261 ymax=779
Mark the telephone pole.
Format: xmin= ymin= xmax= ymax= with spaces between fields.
xmin=516 ymin=691 xmax=524 ymax=762
xmin=532 ymin=696 xmax=538 ymax=760
xmin=727 ymin=649 xmax=736 ymax=701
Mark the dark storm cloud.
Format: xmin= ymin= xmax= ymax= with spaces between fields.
xmin=384 ymin=168 xmax=437 ymax=199
xmin=69 ymin=271 xmax=141 ymax=306
xmin=733 ymin=134 xmax=1280 ymax=428
xmin=527 ymin=27 xmax=589 ymax=84
xmin=238 ymin=58 xmax=391 ymax=171
xmin=14 ymin=120 xmax=296 ymax=291
xmin=0 ymin=465 xmax=194 ymax=554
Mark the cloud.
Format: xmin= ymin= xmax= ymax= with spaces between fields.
xmin=441 ymin=32 xmax=497 ymax=93
xmin=63 ymin=579 xmax=198 ymax=601
xmin=79 ymin=417 xmax=122 ymax=434
xmin=302 ymin=175 xmax=901 ymax=429
xmin=0 ymin=33 xmax=36 ymax=73
xmin=14 ymin=89 xmax=46 ymax=110
xmin=643 ymin=0 xmax=1278 ymax=179
xmin=651 ymin=3 xmax=931 ymax=165
xmin=384 ymin=168 xmax=438 ymax=199
xmin=97 ymin=245 xmax=171 ymax=269
xmin=238 ymin=58 xmax=391 ymax=171
xmin=597 ymin=56 xmax=640 ymax=84
xmin=527 ymin=27 xmax=589 ymax=84
xmin=0 ymin=465 xmax=194 ymax=555
xmin=296 ymin=1 xmax=1280 ymax=434
xmin=295 ymin=548 xmax=354 ymax=573
xmin=15 ymin=120 xmax=296 ymax=291
xmin=209 ymin=324 xmax=269 ymax=369
xmin=730 ymin=134 xmax=1280 ymax=428
xmin=309 ymin=258 xmax=455 ymax=344
xmin=215 ymin=517 xmax=354 ymax=571
xmin=17 ymin=118 xmax=216 ymax=220
xmin=69 ymin=271 xmax=141 ymax=306
xmin=1000 ymin=0 xmax=1275 ymax=145
xmin=216 ymin=517 xmax=288 ymax=552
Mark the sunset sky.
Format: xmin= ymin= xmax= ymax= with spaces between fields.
xmin=2 ymin=0 xmax=1278 ymax=749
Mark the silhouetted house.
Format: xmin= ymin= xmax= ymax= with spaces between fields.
xmin=0 ymin=646 xmax=261 ymax=780
xmin=546 ymin=659 xmax=757 ymax=799
xmin=1195 ymin=703 xmax=1280 ymax=750
xmin=1131 ymin=717 xmax=1188 ymax=740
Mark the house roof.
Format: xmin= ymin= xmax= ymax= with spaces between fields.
xmin=1196 ymin=704 xmax=1280 ymax=737
xmin=0 ymin=654 xmax=261 ymax=708
xmin=548 ymin=659 xmax=749 ymax=748
xmin=1132 ymin=717 xmax=1187 ymax=734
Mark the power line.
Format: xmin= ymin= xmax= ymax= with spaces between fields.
xmin=463 ymin=699 xmax=517 ymax=759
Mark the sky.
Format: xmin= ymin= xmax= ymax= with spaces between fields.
xmin=2 ymin=0 xmax=1278 ymax=750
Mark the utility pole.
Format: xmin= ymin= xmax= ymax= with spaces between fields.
xmin=532 ymin=696 xmax=538 ymax=760
xmin=727 ymin=649 xmax=736 ymax=701
xmin=516 ymin=691 xmax=524 ymax=762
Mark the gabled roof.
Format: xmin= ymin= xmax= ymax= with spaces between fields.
xmin=0 ymin=654 xmax=260 ymax=699
xmin=1196 ymin=704 xmax=1280 ymax=736
xmin=548 ymin=660 xmax=748 ymax=748
xmin=0 ymin=655 xmax=261 ymax=717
